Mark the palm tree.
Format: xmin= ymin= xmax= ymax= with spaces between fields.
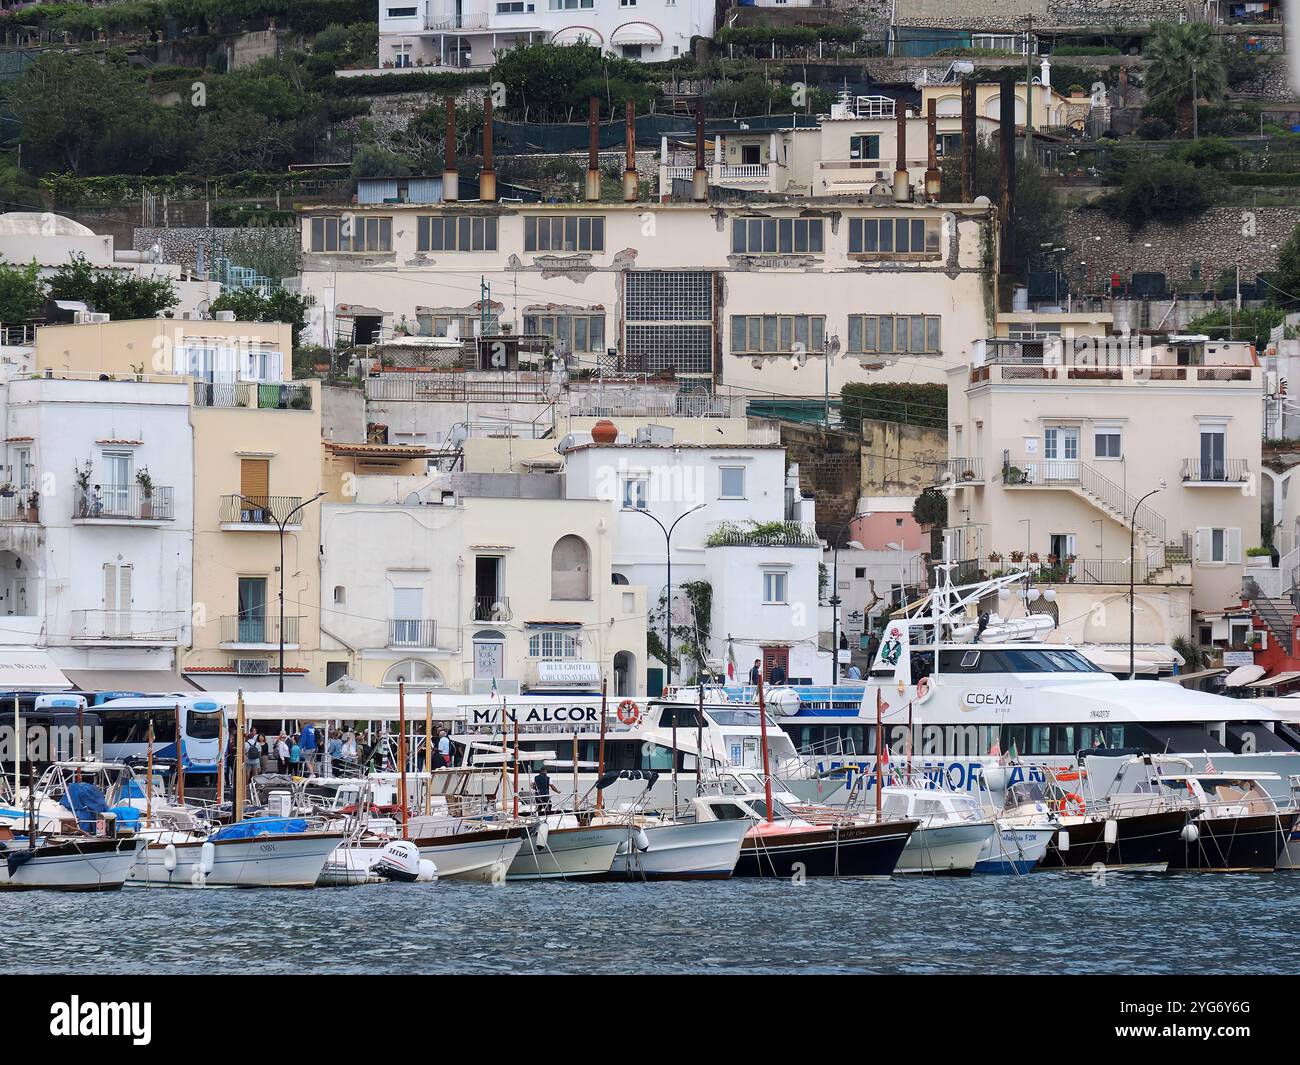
xmin=1144 ymin=21 xmax=1228 ymax=138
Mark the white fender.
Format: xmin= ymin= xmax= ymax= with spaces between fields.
xmin=632 ymin=828 xmax=651 ymax=852
xmin=1057 ymin=829 xmax=1070 ymax=852
xmin=162 ymin=843 xmax=177 ymax=872
xmin=1103 ymin=819 xmax=1118 ymax=846
xmin=1181 ymin=822 xmax=1200 ymax=844
xmin=535 ymin=823 xmax=550 ymax=849
xmin=200 ymin=841 xmax=215 ymax=874
xmin=417 ymin=859 xmax=437 ymax=882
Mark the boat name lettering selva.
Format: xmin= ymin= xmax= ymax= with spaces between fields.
xmin=961 ymin=690 xmax=1013 ymax=710
xmin=470 ymin=705 xmax=601 ymax=726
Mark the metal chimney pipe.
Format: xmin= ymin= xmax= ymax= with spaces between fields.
xmin=692 ymin=99 xmax=707 ymax=202
xmin=480 ymin=93 xmax=496 ymax=202
xmin=623 ymin=99 xmax=639 ymax=202
xmin=585 ymin=96 xmax=601 ymax=201
xmin=961 ymin=80 xmax=976 ymax=203
xmin=925 ymin=97 xmax=941 ymax=201
xmin=893 ymin=102 xmax=910 ymax=203
xmin=442 ymin=96 xmax=458 ymax=202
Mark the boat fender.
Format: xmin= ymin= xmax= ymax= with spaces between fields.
xmin=200 ymin=841 xmax=215 ymax=875
xmin=1103 ymin=819 xmax=1118 ymax=846
xmin=1057 ymin=829 xmax=1070 ymax=852
xmin=535 ymin=823 xmax=550 ymax=849
xmin=417 ymin=859 xmax=438 ymax=882
xmin=162 ymin=843 xmax=177 ymax=872
xmin=1181 ymin=822 xmax=1200 ymax=844
xmin=632 ymin=828 xmax=651 ymax=852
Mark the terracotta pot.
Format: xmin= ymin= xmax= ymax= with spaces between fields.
xmin=591 ymin=418 xmax=618 ymax=444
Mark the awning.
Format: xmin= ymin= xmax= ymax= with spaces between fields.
xmin=1079 ymin=648 xmax=1158 ymax=675
xmin=1225 ymin=664 xmax=1267 ymax=688
xmin=1245 ymin=670 xmax=1300 ymax=689
xmin=183 ymin=673 xmax=324 ymax=694
xmin=610 ymin=21 xmax=663 ymax=46
xmin=1162 ymin=667 xmax=1227 ymax=686
xmin=64 ymin=669 xmax=200 ymax=695
xmin=551 ymin=26 xmax=603 ymax=45
xmin=0 ymin=651 xmax=71 ymax=690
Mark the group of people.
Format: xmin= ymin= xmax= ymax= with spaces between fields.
xmin=234 ymin=725 xmax=361 ymax=780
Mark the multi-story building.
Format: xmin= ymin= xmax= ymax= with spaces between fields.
xmin=942 ymin=332 xmax=1263 ymax=659
xmin=376 ymin=0 xmax=715 ymax=69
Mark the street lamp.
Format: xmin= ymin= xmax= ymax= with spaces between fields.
xmin=828 ymin=520 xmax=865 ymax=683
xmin=1129 ymin=480 xmax=1166 ymax=679
xmin=236 ymin=490 xmax=327 ymax=692
xmin=624 ymin=501 xmax=706 ymax=689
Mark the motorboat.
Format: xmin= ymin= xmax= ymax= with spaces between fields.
xmin=505 ymin=817 xmax=627 ymax=881
xmin=976 ymin=775 xmax=1059 ymax=875
xmin=0 ymin=824 xmax=143 ymax=892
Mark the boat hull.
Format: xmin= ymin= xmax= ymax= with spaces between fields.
xmin=0 ymin=836 xmax=143 ymax=891
xmin=415 ymin=828 xmax=525 ymax=882
xmin=733 ymin=819 xmax=915 ymax=879
xmin=1040 ymin=810 xmax=1187 ymax=871
xmin=896 ymin=822 xmax=996 ymax=876
xmin=506 ymin=824 xmax=624 ymax=881
xmin=974 ymin=825 xmax=1055 ymax=875
xmin=1170 ymin=812 xmax=1293 ymax=873
xmin=606 ymin=819 xmax=749 ymax=881
xmin=127 ymin=832 xmax=344 ymax=888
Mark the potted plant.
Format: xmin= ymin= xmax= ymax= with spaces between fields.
xmin=0 ymin=483 xmax=13 ymax=498
xmin=988 ymin=551 xmax=1003 ymax=563
xmin=136 ymin=467 xmax=155 ymax=519
xmin=1027 ymin=551 xmax=1041 ymax=564
xmin=1009 ymin=550 xmax=1025 ymax=563
xmin=74 ymin=460 xmax=92 ymax=517
xmin=1004 ymin=465 xmax=1026 ymax=484
xmin=1246 ymin=546 xmax=1273 ymax=568
xmin=24 ymin=490 xmax=38 ymax=524
xmin=961 ymin=468 xmax=975 ymax=480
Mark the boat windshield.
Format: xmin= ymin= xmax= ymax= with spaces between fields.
xmin=707 ymin=708 xmax=778 ymax=727
xmin=1006 ymin=780 xmax=1047 ymax=806
xmin=747 ymin=797 xmax=796 ymax=820
xmin=938 ymin=648 xmax=1103 ymax=674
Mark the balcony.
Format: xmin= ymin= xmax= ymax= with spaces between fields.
xmin=1182 ymin=458 xmax=1251 ymax=485
xmin=219 ymin=495 xmax=304 ymax=529
xmin=0 ymin=491 xmax=40 ymax=524
xmin=935 ymin=458 xmax=984 ymax=487
xmin=389 ymin=619 xmax=438 ymax=648
xmin=219 ymin=614 xmax=301 ymax=649
xmin=473 ymin=595 xmax=512 ymax=622
xmin=71 ymin=610 xmax=185 ymax=645
xmin=948 ymin=558 xmax=1172 ymax=585
xmin=193 ymin=381 xmax=312 ymax=411
xmin=73 ymin=484 xmax=174 ymax=523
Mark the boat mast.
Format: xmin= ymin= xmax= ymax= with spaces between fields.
xmin=756 ymin=675 xmax=774 ymax=824
xmin=11 ymin=692 xmax=17 ymax=796
xmin=875 ymin=687 xmax=883 ymax=815
xmin=696 ymin=680 xmax=704 ymax=794
xmin=147 ymin=717 xmax=155 ymax=823
xmin=512 ymin=716 xmax=520 ymax=820
xmin=234 ymin=692 xmax=244 ymax=822
xmin=596 ymin=677 xmax=607 ymax=814
xmin=424 ymin=690 xmax=433 ymax=817
xmin=397 ymin=681 xmax=409 ymax=840
xmin=175 ymin=703 xmax=185 ymax=806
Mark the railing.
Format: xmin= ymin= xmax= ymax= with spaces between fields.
xmin=473 ymin=595 xmax=512 ymax=622
xmin=219 ymin=614 xmax=301 ymax=646
xmin=219 ymin=495 xmax=304 ymax=525
xmin=365 ymin=374 xmax=553 ymax=403
xmin=0 ymin=492 xmax=39 ymax=523
xmin=0 ymin=323 xmax=36 ymax=346
xmin=1182 ymin=458 xmax=1251 ymax=483
xmin=389 ymin=619 xmax=438 ymax=648
xmin=193 ymin=380 xmax=312 ymax=410
xmin=1003 ymin=458 xmax=1167 ymax=542
xmin=74 ymin=484 xmax=174 ymax=521
xmin=715 ymin=163 xmax=770 ymax=180
xmin=956 ymin=558 xmax=1164 ymax=585
xmin=706 ymin=522 xmax=821 ymax=548
xmin=934 ymin=458 xmax=983 ymax=484
xmin=71 ymin=609 xmax=185 ymax=643
xmin=571 ymin=391 xmax=734 ymax=419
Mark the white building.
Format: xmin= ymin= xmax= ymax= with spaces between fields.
xmin=376 ymin=0 xmax=713 ymax=69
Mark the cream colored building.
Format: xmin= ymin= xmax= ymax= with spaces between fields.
xmin=296 ymin=198 xmax=996 ymax=401
xmin=944 ymin=333 xmax=1264 ymax=624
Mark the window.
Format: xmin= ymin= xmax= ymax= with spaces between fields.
xmin=310 ymin=215 xmax=392 ymax=253
xmin=730 ymin=217 xmax=825 ymax=255
xmin=524 ymin=313 xmax=605 ymax=353
xmin=386 ymin=6 xmax=418 ymax=15
xmin=497 ymin=1 xmax=526 ymax=10
xmin=731 ymin=315 xmax=826 ymax=354
xmin=528 ymin=630 xmax=579 ymax=658
xmin=417 ymin=215 xmax=498 ymax=252
xmin=1197 ymin=527 xmax=1242 ymax=565
xmin=849 ymin=134 xmax=881 ymax=161
xmin=549 ymin=0 xmax=593 ymax=6
xmin=1094 ymin=427 xmax=1122 ymax=459
xmin=333 ymin=585 xmax=345 ymax=604
xmin=622 ymin=477 xmax=648 ymax=510
xmin=551 ymin=535 xmax=591 ymax=600
xmin=847 ymin=217 xmax=942 ymax=257
xmin=418 ymin=313 xmax=478 ymax=339
xmin=846 ymin=315 xmax=941 ymax=354
xmin=621 ymin=44 xmax=643 ymax=58
xmin=719 ymin=466 xmax=745 ymax=499
xmin=763 ymin=570 xmax=788 ymax=604
xmin=524 ymin=215 xmax=605 ymax=253
xmin=10 ymin=446 xmax=31 ymax=491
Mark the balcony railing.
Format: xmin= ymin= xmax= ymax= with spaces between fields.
xmin=220 ymin=495 xmax=304 ymax=526
xmin=473 ymin=595 xmax=512 ymax=622
xmin=219 ymin=614 xmax=300 ymax=646
xmin=935 ymin=458 xmax=984 ymax=485
xmin=954 ymin=558 xmax=1163 ymax=585
xmin=193 ymin=381 xmax=312 ymax=410
xmin=71 ymin=609 xmax=185 ymax=643
xmin=0 ymin=491 xmax=40 ymax=523
xmin=1003 ymin=457 xmax=1167 ymax=543
xmin=706 ymin=522 xmax=821 ymax=548
xmin=389 ymin=619 xmax=438 ymax=648
xmin=74 ymin=484 xmax=174 ymax=521
xmin=1182 ymin=458 xmax=1251 ymax=483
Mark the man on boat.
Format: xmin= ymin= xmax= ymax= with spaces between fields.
xmin=533 ymin=767 xmax=559 ymax=816
xmin=748 ymin=658 xmax=762 ymax=686
xmin=437 ymin=729 xmax=451 ymax=768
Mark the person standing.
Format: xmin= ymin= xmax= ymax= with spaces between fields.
xmin=289 ymin=735 xmax=303 ymax=776
xmin=244 ymin=730 xmax=261 ymax=790
xmin=275 ymin=733 xmax=290 ymax=774
xmin=748 ymin=658 xmax=763 ymax=686
xmin=437 ymin=729 xmax=451 ymax=769
xmin=769 ymin=659 xmax=786 ymax=686
xmin=532 ymin=766 xmax=559 ymax=816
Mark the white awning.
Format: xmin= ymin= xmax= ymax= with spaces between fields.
xmin=1245 ymin=670 xmax=1300 ymax=689
xmin=551 ymin=26 xmax=603 ymax=45
xmin=0 ymin=651 xmax=71 ymax=690
xmin=64 ymin=669 xmax=200 ymax=695
xmin=1162 ymin=667 xmax=1227 ymax=686
xmin=1225 ymin=664 xmax=1267 ymax=688
xmin=610 ymin=21 xmax=663 ymax=46
xmin=1081 ymin=649 xmax=1159 ymax=675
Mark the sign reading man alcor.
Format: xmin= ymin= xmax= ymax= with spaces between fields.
xmin=470 ymin=704 xmax=601 ymax=727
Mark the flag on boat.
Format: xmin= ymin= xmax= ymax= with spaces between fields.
xmin=726 ymin=639 xmax=737 ymax=681
xmin=873 ymin=620 xmax=910 ymax=687
xmin=1204 ymin=752 xmax=1217 ymax=773
xmin=989 ymin=737 xmax=1002 ymax=757
xmin=490 ymin=675 xmax=498 ymax=700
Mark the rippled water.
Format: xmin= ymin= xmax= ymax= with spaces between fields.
xmin=2 ymin=874 xmax=1295 ymax=975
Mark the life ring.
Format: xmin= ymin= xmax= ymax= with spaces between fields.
xmin=1057 ymin=792 xmax=1086 ymax=817
xmin=616 ymin=699 xmax=641 ymax=726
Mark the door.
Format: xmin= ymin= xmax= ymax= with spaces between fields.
xmin=240 ymin=458 xmax=270 ymax=520
xmin=474 ymin=556 xmax=503 ymax=620
xmin=762 ymin=646 xmax=790 ymax=684
xmin=103 ymin=563 xmax=132 ymax=637
xmin=102 ymin=450 xmax=132 ymax=517
xmin=1050 ymin=533 xmax=1077 ymax=578
xmin=392 ymin=587 xmax=422 ymax=646
xmin=1200 ymin=427 xmax=1226 ymax=481
xmin=238 ymin=577 xmax=268 ymax=643
xmin=1042 ymin=426 xmax=1079 ymax=482
xmin=741 ymin=144 xmax=761 ymax=166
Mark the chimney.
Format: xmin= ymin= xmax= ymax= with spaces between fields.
xmin=623 ymin=99 xmax=639 ymax=203
xmin=925 ymin=97 xmax=941 ymax=201
xmin=998 ymin=80 xmax=1016 ymax=274
xmin=893 ymin=102 xmax=910 ymax=203
xmin=961 ymin=80 xmax=976 ymax=203
xmin=692 ymin=100 xmax=707 ymax=202
xmin=442 ymin=96 xmax=458 ymax=202
xmin=480 ymin=93 xmax=496 ymax=203
xmin=586 ymin=96 xmax=601 ymax=201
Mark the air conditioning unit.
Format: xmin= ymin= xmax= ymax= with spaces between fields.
xmin=234 ymin=658 xmax=270 ymax=675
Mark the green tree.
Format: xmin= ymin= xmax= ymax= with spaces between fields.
xmin=1272 ymin=221 xmax=1300 ymax=307
xmin=1144 ymin=21 xmax=1228 ymax=138
xmin=488 ymin=42 xmax=654 ymax=121
xmin=350 ymin=144 xmax=414 ymax=178
xmin=46 ymin=254 xmax=178 ymax=320
xmin=0 ymin=259 xmax=45 ymax=324
xmin=209 ymin=287 xmax=313 ymax=349
xmin=1184 ymin=306 xmax=1284 ymax=350
xmin=1102 ymin=157 xmax=1221 ymax=230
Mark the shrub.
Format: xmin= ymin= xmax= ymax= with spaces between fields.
xmin=1101 ymin=158 xmax=1220 ymax=229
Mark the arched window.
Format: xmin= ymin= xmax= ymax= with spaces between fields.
xmin=333 ymin=585 xmax=345 ymax=604
xmin=382 ymin=659 xmax=445 ymax=689
xmin=551 ymin=534 xmax=591 ymax=600
xmin=611 ymin=571 xmax=630 ymax=585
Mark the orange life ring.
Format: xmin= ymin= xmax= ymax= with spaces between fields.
xmin=1057 ymin=792 xmax=1086 ymax=817
xmin=616 ymin=699 xmax=641 ymax=726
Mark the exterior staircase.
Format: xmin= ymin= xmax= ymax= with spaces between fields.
xmin=1246 ymin=584 xmax=1296 ymax=656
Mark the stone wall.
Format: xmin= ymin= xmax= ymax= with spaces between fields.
xmin=774 ymin=422 xmax=863 ymax=536
xmin=133 ymin=226 xmax=300 ymax=273
xmin=860 ymin=418 xmax=946 ymax=498
xmin=893 ymin=0 xmax=1188 ymax=28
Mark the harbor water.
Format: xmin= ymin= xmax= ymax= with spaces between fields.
xmin=3 ymin=873 xmax=1295 ymax=975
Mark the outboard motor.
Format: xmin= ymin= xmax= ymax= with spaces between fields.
xmin=372 ymin=840 xmax=423 ymax=883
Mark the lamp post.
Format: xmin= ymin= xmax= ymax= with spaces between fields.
xmin=829 ymin=521 xmax=865 ymax=683
xmin=624 ymin=501 xmax=706 ymax=689
xmin=1129 ymin=480 xmax=1165 ymax=679
xmin=236 ymin=490 xmax=326 ymax=692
